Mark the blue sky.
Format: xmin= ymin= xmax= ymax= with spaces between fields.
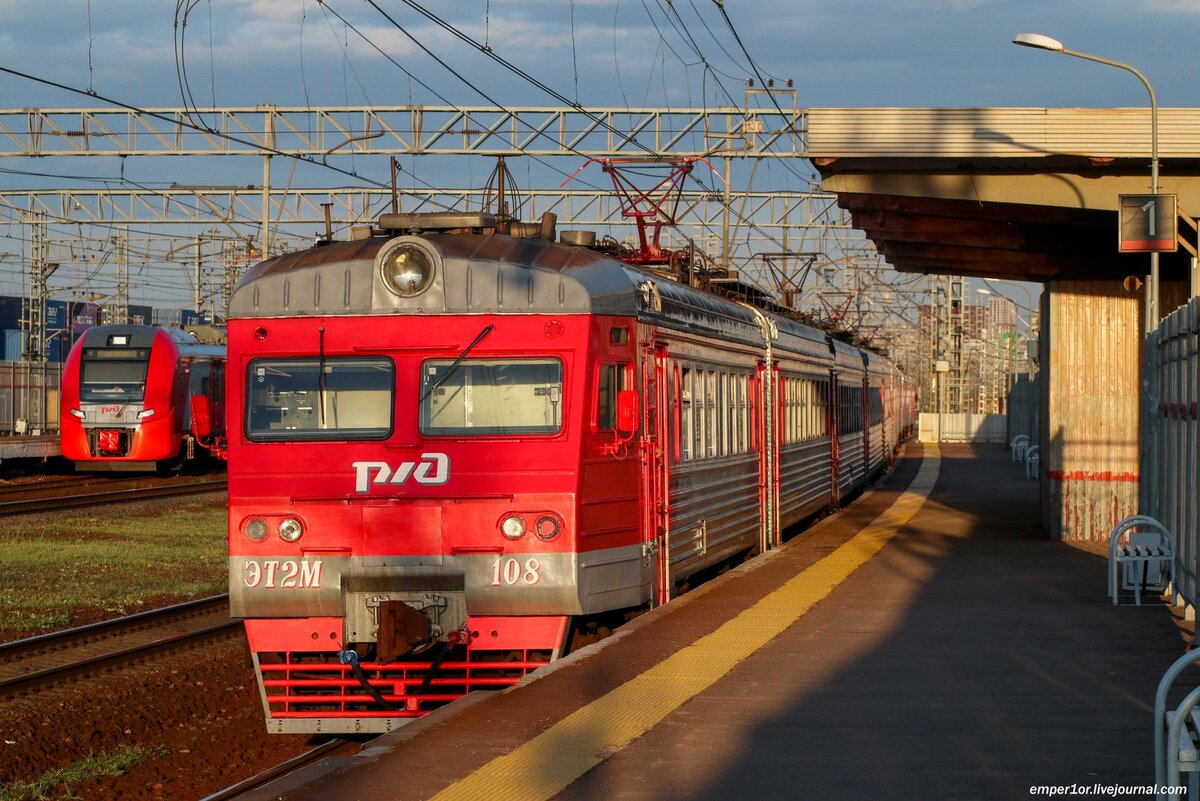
xmin=0 ymin=0 xmax=1184 ymax=313
xmin=0 ymin=1 xmax=1189 ymax=110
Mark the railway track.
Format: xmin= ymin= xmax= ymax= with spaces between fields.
xmin=199 ymin=738 xmax=365 ymax=801
xmin=0 ymin=477 xmax=226 ymax=516
xmin=0 ymin=473 xmax=213 ymax=498
xmin=0 ymin=594 xmax=240 ymax=696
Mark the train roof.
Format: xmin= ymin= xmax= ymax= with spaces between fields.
xmin=76 ymin=324 xmax=225 ymax=358
xmin=228 ymin=230 xmax=868 ymax=365
xmin=230 ymin=233 xmax=776 ymax=347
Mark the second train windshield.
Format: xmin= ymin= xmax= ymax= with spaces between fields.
xmin=80 ymin=348 xmax=151 ymax=402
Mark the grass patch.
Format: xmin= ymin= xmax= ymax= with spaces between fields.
xmin=0 ymin=744 xmax=165 ymax=801
xmin=0 ymin=501 xmax=227 ymax=632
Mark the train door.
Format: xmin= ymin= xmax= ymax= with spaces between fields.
xmin=768 ymin=361 xmax=782 ymax=550
xmin=862 ymin=374 xmax=871 ymax=480
xmin=641 ymin=340 xmax=671 ymax=606
xmin=828 ymin=370 xmax=840 ymax=508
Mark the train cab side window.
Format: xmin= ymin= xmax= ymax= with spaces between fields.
xmin=596 ymin=363 xmax=630 ymax=431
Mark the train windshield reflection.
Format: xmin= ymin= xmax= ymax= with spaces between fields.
xmin=246 ymin=357 xmax=393 ymax=441
xmin=420 ymin=358 xmax=563 ymax=436
xmin=80 ymin=349 xmax=150 ymax=402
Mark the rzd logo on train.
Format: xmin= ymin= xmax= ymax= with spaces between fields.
xmin=352 ymin=453 xmax=449 ymax=493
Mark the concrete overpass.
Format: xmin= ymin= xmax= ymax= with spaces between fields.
xmin=809 ymin=107 xmax=1200 ymax=540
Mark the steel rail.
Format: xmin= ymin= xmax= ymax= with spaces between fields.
xmin=0 ymin=478 xmax=226 ymax=516
xmin=0 ymin=594 xmax=237 ymax=696
xmin=197 ymin=738 xmax=363 ymax=801
xmin=0 ymin=474 xmax=197 ymax=498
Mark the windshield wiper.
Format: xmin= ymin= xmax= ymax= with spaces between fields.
xmin=420 ymin=324 xmax=494 ymax=403
xmin=318 ymin=326 xmax=327 ymax=428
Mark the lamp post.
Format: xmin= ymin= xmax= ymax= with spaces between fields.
xmin=1012 ymin=35 xmax=1162 ymax=664
xmin=1012 ymin=32 xmax=1160 ymax=325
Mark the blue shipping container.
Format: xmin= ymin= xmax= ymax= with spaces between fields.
xmin=3 ymin=329 xmax=25 ymax=362
xmin=0 ymin=295 xmax=21 ymax=330
xmin=45 ymin=299 xmax=67 ymax=329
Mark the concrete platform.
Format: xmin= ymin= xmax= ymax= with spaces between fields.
xmin=0 ymin=434 xmax=59 ymax=464
xmin=252 ymin=443 xmax=1196 ymax=801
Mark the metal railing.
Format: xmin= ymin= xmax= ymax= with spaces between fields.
xmin=1145 ymin=298 xmax=1200 ymax=609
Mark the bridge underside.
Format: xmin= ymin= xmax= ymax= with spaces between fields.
xmin=820 ymin=167 xmax=1198 ymax=284
xmin=812 ymin=112 xmax=1200 ymax=541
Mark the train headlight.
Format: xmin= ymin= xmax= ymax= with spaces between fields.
xmin=380 ymin=242 xmax=436 ymax=298
xmin=279 ymin=518 xmax=304 ymax=542
xmin=69 ymin=408 xmax=85 ymax=419
xmin=136 ymin=409 xmax=156 ymax=420
xmin=245 ymin=518 xmax=269 ymax=542
xmin=500 ymin=514 xmax=527 ymax=540
xmin=535 ymin=514 xmax=562 ymax=542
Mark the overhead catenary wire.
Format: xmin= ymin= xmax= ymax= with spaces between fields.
xmin=358 ymin=0 xmax=820 ymax=270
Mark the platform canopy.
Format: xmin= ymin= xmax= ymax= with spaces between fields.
xmin=808 ymin=108 xmax=1200 ymax=283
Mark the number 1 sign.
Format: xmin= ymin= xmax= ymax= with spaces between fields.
xmin=1119 ymin=193 xmax=1178 ymax=252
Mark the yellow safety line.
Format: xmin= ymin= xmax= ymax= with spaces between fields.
xmin=430 ymin=446 xmax=941 ymax=801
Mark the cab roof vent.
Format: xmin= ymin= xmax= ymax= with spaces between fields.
xmin=377 ymin=211 xmax=496 ymax=233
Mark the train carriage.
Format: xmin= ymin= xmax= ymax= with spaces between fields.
xmin=831 ymin=339 xmax=868 ymax=501
xmin=773 ymin=318 xmax=837 ymax=529
xmin=863 ymin=350 xmax=890 ymax=476
xmin=217 ymin=212 xmax=912 ymax=733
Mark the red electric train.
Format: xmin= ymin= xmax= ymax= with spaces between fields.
xmin=212 ymin=212 xmax=916 ymax=733
xmin=61 ymin=324 xmax=226 ymax=472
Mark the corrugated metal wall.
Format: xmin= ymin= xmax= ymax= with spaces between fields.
xmin=1042 ymin=281 xmax=1141 ymax=541
xmin=0 ymin=361 xmax=61 ymax=434
xmin=1146 ymin=299 xmax=1200 ymax=608
xmin=917 ymin=413 xmax=1006 ymax=443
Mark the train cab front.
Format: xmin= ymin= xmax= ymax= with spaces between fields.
xmin=61 ymin=326 xmax=182 ymax=471
xmin=228 ymin=316 xmax=591 ymax=734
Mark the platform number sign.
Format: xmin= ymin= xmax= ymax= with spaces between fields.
xmin=1119 ymin=193 xmax=1177 ymax=253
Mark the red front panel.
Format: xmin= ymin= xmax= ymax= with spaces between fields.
xmin=227 ymin=312 xmax=643 ymax=723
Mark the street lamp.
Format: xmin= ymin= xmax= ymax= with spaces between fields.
xmin=1012 ymin=32 xmax=1160 ymax=325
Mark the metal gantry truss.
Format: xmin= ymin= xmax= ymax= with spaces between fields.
xmin=0 ymin=105 xmax=805 ymax=158
xmin=0 ymin=104 xmax=928 ymax=358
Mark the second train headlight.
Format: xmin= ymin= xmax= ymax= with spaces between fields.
xmin=380 ymin=242 xmax=436 ymax=297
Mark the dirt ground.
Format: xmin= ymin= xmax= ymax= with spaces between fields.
xmin=0 ymin=635 xmax=316 ymax=800
xmin=0 ymin=489 xmax=319 ymax=800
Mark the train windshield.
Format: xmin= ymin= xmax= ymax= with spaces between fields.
xmin=246 ymin=357 xmax=393 ymax=441
xmin=80 ymin=348 xmax=150 ymax=402
xmin=420 ymin=358 xmax=563 ymax=436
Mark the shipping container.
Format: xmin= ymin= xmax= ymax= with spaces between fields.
xmin=69 ymin=302 xmax=98 ymax=339
xmin=45 ymin=299 xmax=67 ymax=329
xmin=127 ymin=304 xmax=154 ymax=326
xmin=0 ymin=295 xmax=21 ymax=330
xmin=3 ymin=329 xmax=25 ymax=362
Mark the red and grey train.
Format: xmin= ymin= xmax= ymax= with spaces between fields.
xmin=218 ymin=213 xmax=917 ymax=733
xmin=60 ymin=324 xmax=225 ymax=472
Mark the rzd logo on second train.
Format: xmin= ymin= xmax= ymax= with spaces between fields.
xmin=352 ymin=453 xmax=449 ymax=493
